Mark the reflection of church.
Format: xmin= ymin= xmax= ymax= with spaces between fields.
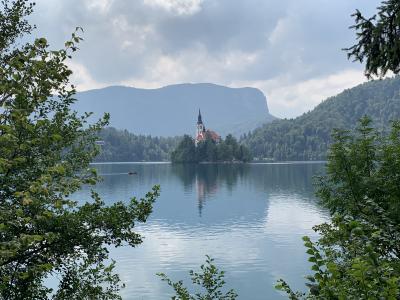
xmin=195 ymin=110 xmax=221 ymax=146
xmin=196 ymin=174 xmax=218 ymax=216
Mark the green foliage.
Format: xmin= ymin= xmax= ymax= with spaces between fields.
xmin=157 ymin=255 xmax=238 ymax=300
xmin=172 ymin=134 xmax=252 ymax=163
xmin=171 ymin=135 xmax=197 ymax=163
xmin=0 ymin=0 xmax=34 ymax=51
xmin=277 ymin=118 xmax=400 ymax=299
xmin=243 ymin=76 xmax=400 ymax=161
xmin=0 ymin=1 xmax=159 ymax=298
xmin=345 ymin=0 xmax=400 ymax=78
xmin=95 ymin=127 xmax=181 ymax=162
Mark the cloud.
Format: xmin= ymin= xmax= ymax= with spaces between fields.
xmin=66 ymin=61 xmax=110 ymax=91
xmin=85 ymin=0 xmax=114 ymax=13
xmin=31 ymin=0 xmax=382 ymax=117
xmin=232 ymin=69 xmax=367 ymax=118
xmin=143 ymin=0 xmax=204 ymax=15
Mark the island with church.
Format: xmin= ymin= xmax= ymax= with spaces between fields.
xmin=170 ymin=110 xmax=252 ymax=163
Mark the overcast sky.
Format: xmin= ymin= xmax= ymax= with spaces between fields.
xmin=31 ymin=0 xmax=381 ymax=118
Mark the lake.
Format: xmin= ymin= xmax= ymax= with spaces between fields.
xmin=73 ymin=162 xmax=328 ymax=299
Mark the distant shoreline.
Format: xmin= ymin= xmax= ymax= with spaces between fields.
xmin=90 ymin=160 xmax=327 ymax=165
xmin=90 ymin=161 xmax=171 ymax=165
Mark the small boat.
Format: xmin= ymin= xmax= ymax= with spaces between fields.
xmin=128 ymin=171 xmax=137 ymax=175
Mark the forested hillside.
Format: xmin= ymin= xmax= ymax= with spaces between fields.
xmin=94 ymin=127 xmax=182 ymax=162
xmin=243 ymin=76 xmax=400 ymax=161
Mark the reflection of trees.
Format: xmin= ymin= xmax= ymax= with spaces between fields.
xmin=170 ymin=164 xmax=197 ymax=192
xmin=81 ymin=162 xmax=325 ymax=226
xmin=247 ymin=163 xmax=325 ymax=201
xmin=171 ymin=163 xmax=326 ymax=215
xmin=171 ymin=164 xmax=250 ymax=215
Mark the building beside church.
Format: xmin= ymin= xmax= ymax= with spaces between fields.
xmin=195 ymin=109 xmax=221 ymax=145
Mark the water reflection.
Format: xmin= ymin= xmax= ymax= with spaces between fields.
xmin=75 ymin=162 xmax=328 ymax=299
xmin=171 ymin=164 xmax=251 ymax=216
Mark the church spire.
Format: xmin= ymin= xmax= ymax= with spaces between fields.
xmin=197 ymin=109 xmax=203 ymax=125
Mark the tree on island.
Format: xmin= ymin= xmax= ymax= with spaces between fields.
xmin=0 ymin=1 xmax=159 ymax=298
xmin=171 ymin=133 xmax=252 ymax=163
xmin=171 ymin=135 xmax=197 ymax=163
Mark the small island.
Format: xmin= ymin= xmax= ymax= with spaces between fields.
xmin=171 ymin=110 xmax=252 ymax=163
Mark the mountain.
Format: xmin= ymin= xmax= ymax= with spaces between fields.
xmin=73 ymin=83 xmax=276 ymax=137
xmin=243 ymin=76 xmax=400 ymax=161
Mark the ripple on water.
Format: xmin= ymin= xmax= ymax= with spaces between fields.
xmin=73 ymin=162 xmax=328 ymax=299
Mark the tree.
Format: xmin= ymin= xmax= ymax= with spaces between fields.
xmin=171 ymin=135 xmax=197 ymax=163
xmin=195 ymin=138 xmax=208 ymax=162
xmin=94 ymin=127 xmax=181 ymax=162
xmin=216 ymin=142 xmax=231 ymax=162
xmin=236 ymin=145 xmax=252 ymax=163
xmin=0 ymin=1 xmax=159 ymax=298
xmin=276 ymin=118 xmax=400 ymax=299
xmin=346 ymin=0 xmax=400 ymax=78
xmin=201 ymin=134 xmax=218 ymax=162
xmin=172 ymin=134 xmax=252 ymax=163
xmin=158 ymin=255 xmax=238 ymax=300
xmin=224 ymin=135 xmax=238 ymax=158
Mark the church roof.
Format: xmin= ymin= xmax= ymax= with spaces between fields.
xmin=206 ymin=130 xmax=221 ymax=141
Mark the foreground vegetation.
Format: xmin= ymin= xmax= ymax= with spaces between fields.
xmin=171 ymin=133 xmax=252 ymax=163
xmin=277 ymin=117 xmax=400 ymax=298
xmin=158 ymin=255 xmax=238 ymax=300
xmin=1 ymin=0 xmax=400 ymax=298
xmin=0 ymin=1 xmax=158 ymax=298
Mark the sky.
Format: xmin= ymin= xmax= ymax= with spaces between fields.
xmin=31 ymin=0 xmax=382 ymax=118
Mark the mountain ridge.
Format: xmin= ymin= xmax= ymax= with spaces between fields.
xmin=73 ymin=83 xmax=276 ymax=137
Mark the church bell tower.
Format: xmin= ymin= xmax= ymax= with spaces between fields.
xmin=196 ymin=109 xmax=206 ymax=145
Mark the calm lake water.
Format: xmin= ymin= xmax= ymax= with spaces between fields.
xmin=73 ymin=162 xmax=328 ymax=299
